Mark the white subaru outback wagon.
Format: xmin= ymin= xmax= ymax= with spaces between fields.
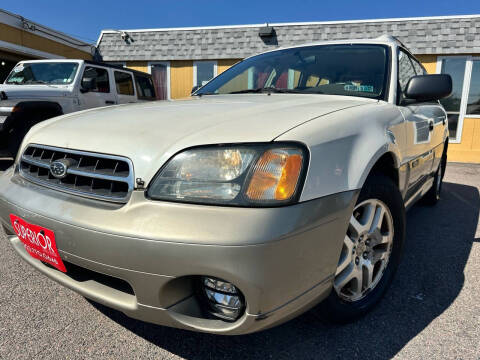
xmin=0 ymin=36 xmax=452 ymax=334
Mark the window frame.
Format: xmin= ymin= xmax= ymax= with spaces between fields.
xmin=436 ymin=55 xmax=478 ymax=144
xmin=466 ymin=57 xmax=480 ymax=119
xmin=193 ymin=61 xmax=218 ymax=88
xmin=113 ymin=70 xmax=136 ymax=97
xmin=148 ymin=61 xmax=171 ymax=100
xmin=80 ymin=65 xmax=111 ymax=94
xmin=397 ymin=48 xmax=418 ymax=104
xmin=134 ymin=74 xmax=156 ymax=101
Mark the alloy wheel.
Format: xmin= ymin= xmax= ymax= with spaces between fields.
xmin=333 ymin=199 xmax=394 ymax=302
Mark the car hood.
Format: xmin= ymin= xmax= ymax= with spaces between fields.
xmin=0 ymin=84 xmax=72 ymax=100
xmin=25 ymin=94 xmax=371 ymax=184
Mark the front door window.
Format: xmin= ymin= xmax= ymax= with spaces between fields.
xmin=78 ymin=66 xmax=116 ymax=110
xmin=81 ymin=66 xmax=110 ymax=93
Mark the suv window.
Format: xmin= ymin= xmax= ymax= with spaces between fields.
xmin=81 ymin=66 xmax=110 ymax=93
xmin=114 ymin=71 xmax=135 ymax=96
xmin=398 ymin=50 xmax=416 ymax=92
xmin=135 ymin=75 xmax=156 ymax=100
xmin=6 ymin=62 xmax=79 ymax=85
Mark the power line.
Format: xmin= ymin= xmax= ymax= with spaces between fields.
xmin=60 ymin=32 xmax=97 ymax=43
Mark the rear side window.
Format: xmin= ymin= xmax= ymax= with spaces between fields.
xmin=135 ymin=75 xmax=156 ymax=100
xmin=81 ymin=66 xmax=110 ymax=93
xmin=114 ymin=71 xmax=135 ymax=96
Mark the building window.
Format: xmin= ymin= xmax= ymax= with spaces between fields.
xmin=466 ymin=60 xmax=480 ymax=115
xmin=114 ymin=71 xmax=135 ymax=96
xmin=437 ymin=56 xmax=480 ymax=142
xmin=439 ymin=58 xmax=466 ymax=140
xmin=194 ymin=61 xmax=217 ymax=87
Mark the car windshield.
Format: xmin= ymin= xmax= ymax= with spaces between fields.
xmin=5 ymin=62 xmax=79 ymax=85
xmin=196 ymin=44 xmax=389 ymax=100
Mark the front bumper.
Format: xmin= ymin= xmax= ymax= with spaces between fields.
xmin=0 ymin=167 xmax=358 ymax=334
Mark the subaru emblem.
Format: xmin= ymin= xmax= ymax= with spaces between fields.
xmin=50 ymin=160 xmax=69 ymax=179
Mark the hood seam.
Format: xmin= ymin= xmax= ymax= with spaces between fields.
xmin=272 ymin=102 xmax=375 ymax=141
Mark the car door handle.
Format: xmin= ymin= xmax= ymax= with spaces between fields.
xmin=429 ymin=121 xmax=434 ymax=132
xmin=105 ymin=100 xmax=115 ymax=105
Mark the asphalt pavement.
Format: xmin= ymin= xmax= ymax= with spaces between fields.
xmin=0 ymin=161 xmax=479 ymax=360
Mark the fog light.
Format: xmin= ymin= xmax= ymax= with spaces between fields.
xmin=201 ymin=276 xmax=245 ymax=321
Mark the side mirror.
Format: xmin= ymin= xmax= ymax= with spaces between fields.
xmin=80 ymin=77 xmax=96 ymax=93
xmin=404 ymin=74 xmax=452 ymax=102
xmin=191 ymin=85 xmax=199 ymax=95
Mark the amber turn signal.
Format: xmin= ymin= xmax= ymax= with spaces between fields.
xmin=246 ymin=148 xmax=304 ymax=202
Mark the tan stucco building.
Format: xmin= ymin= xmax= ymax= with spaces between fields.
xmin=0 ymin=9 xmax=92 ymax=82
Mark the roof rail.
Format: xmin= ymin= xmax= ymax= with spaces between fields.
xmin=375 ymin=34 xmax=407 ymax=47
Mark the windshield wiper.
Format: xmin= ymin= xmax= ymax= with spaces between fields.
xmin=194 ymin=92 xmax=219 ymax=97
xmin=228 ymin=87 xmax=314 ymax=95
xmin=227 ymin=88 xmax=266 ymax=94
xmin=23 ymin=80 xmax=58 ymax=87
xmin=196 ymin=89 xmax=278 ymax=95
xmin=24 ymin=80 xmax=48 ymax=84
xmin=266 ymin=88 xmax=315 ymax=94
xmin=197 ymin=87 xmax=324 ymax=96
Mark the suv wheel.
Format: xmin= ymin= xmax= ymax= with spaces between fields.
xmin=321 ymin=174 xmax=405 ymax=323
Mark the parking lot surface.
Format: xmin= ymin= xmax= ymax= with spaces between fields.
xmin=0 ymin=160 xmax=479 ymax=360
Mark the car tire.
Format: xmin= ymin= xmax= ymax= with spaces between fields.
xmin=320 ymin=173 xmax=406 ymax=323
xmin=423 ymin=154 xmax=447 ymax=205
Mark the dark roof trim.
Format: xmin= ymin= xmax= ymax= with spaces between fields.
xmin=84 ymin=60 xmax=150 ymax=75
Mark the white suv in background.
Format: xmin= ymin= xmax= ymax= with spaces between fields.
xmin=0 ymin=60 xmax=157 ymax=157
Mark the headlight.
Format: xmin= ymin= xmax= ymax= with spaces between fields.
xmin=147 ymin=143 xmax=308 ymax=206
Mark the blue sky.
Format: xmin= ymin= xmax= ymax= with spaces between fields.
xmin=3 ymin=0 xmax=480 ymax=43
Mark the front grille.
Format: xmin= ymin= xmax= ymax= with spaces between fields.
xmin=20 ymin=144 xmax=134 ymax=203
